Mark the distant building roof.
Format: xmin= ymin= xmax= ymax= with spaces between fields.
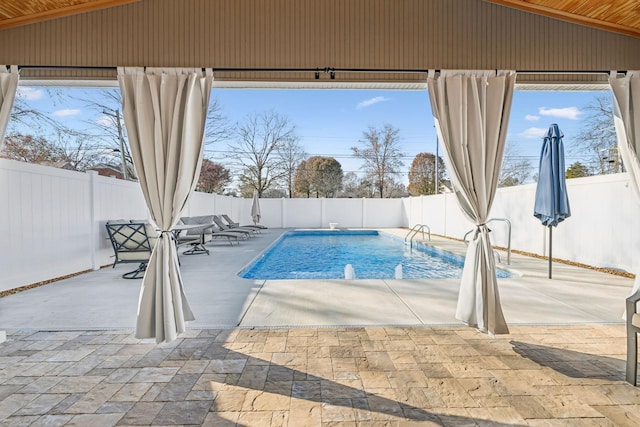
xmin=88 ymin=164 xmax=124 ymax=179
xmin=38 ymin=160 xmax=77 ymax=171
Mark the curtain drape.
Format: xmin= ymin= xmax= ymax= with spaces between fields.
xmin=610 ymin=71 xmax=640 ymax=296
xmin=118 ymin=67 xmax=213 ymax=343
xmin=0 ymin=65 xmax=19 ymax=149
xmin=427 ymin=70 xmax=516 ymax=336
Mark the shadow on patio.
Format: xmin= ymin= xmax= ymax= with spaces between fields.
xmin=511 ymin=340 xmax=625 ymax=381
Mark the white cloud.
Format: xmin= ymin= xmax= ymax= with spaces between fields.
xmin=525 ymin=114 xmax=540 ymax=121
xmin=52 ymin=108 xmax=81 ymax=118
xmin=96 ymin=115 xmax=113 ymax=127
xmin=16 ymin=87 xmax=44 ymax=100
xmin=519 ymin=127 xmax=548 ymax=139
xmin=356 ymin=96 xmax=390 ymax=109
xmin=538 ymin=106 xmax=582 ymax=120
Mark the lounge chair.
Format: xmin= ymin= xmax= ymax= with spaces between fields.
xmin=105 ymin=220 xmax=157 ymax=279
xmin=221 ymin=213 xmax=268 ymax=230
xmin=178 ymin=215 xmax=242 ymax=251
xmin=213 ymin=215 xmax=259 ymax=236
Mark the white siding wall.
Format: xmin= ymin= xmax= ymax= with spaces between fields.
xmin=3 ymin=0 xmax=640 ymax=84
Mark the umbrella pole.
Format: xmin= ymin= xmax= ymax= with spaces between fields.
xmin=548 ymin=227 xmax=553 ymax=279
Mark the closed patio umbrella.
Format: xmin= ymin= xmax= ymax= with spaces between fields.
xmin=251 ymin=189 xmax=261 ymax=225
xmin=534 ymin=123 xmax=571 ymax=279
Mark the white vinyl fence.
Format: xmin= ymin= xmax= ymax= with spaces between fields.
xmin=405 ymin=172 xmax=640 ymax=275
xmin=1 ymin=158 xmax=639 ymax=291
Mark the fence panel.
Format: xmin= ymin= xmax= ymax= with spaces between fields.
xmin=3 ymin=157 xmax=638 ymax=289
xmin=1 ymin=160 xmax=92 ymax=290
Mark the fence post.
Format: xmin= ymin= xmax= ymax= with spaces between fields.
xmin=281 ymin=198 xmax=286 ymax=228
xmin=88 ymin=171 xmax=100 ymax=271
xmin=362 ymin=198 xmax=366 ymax=228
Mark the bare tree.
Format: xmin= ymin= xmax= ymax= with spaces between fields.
xmin=499 ymin=141 xmax=533 ymax=187
xmin=382 ymin=178 xmax=407 ymax=198
xmin=572 ymin=94 xmax=618 ymax=175
xmin=339 ymin=172 xmax=380 ymax=198
xmin=9 ymin=87 xmax=79 ymax=137
xmin=1 ymin=133 xmax=66 ymax=164
xmin=339 ymin=172 xmax=360 ymax=198
xmin=230 ymin=111 xmax=297 ymax=197
xmin=407 ymin=152 xmax=446 ymax=195
xmin=351 ymin=124 xmax=404 ymax=198
xmin=52 ymin=130 xmax=105 ymax=171
xmin=1 ymin=131 xmax=105 ymax=171
xmin=277 ymin=136 xmax=306 ymax=197
xmin=204 ymin=98 xmax=232 ymax=146
xmin=70 ymin=88 xmax=230 ymax=179
xmin=355 ymin=177 xmax=377 ymax=198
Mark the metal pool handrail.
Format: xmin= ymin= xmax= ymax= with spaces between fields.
xmin=405 ymin=224 xmax=431 ymax=248
xmin=463 ymin=218 xmax=511 ymax=265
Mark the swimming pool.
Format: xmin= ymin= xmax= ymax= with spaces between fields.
xmin=240 ymin=230 xmax=512 ymax=280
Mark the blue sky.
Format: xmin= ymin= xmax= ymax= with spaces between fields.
xmin=11 ymin=85 xmax=610 ymax=183
xmin=211 ymin=88 xmax=608 ymax=180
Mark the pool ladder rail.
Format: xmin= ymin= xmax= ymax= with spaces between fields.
xmin=463 ymin=218 xmax=511 ymax=265
xmin=405 ymin=224 xmax=431 ymax=248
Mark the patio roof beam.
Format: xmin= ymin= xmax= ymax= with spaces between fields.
xmin=15 ymin=65 xmax=625 ymax=75
xmin=14 ymin=66 xmax=623 ymax=89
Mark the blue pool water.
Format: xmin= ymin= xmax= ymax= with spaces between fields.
xmin=240 ymin=230 xmax=512 ymax=280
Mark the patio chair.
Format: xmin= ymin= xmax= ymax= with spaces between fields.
xmin=178 ymin=215 xmax=241 ymax=252
xmin=213 ymin=215 xmax=258 ymax=237
xmin=221 ymin=213 xmax=268 ymax=230
xmin=627 ymin=290 xmax=640 ymax=384
xmin=105 ymin=221 xmax=157 ymax=279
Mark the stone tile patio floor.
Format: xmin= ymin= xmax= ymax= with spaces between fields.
xmin=1 ymin=324 xmax=640 ymax=426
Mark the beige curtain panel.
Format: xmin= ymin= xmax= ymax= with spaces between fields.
xmin=118 ymin=67 xmax=213 ymax=344
xmin=610 ymin=71 xmax=640 ymax=297
xmin=427 ymin=70 xmax=516 ymax=336
xmin=0 ymin=65 xmax=19 ymax=149
xmin=610 ymin=71 xmax=640 ymax=199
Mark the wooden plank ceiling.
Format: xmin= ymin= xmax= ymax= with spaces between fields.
xmin=485 ymin=0 xmax=640 ymax=38
xmin=0 ymin=0 xmax=638 ymax=38
xmin=0 ymin=0 xmax=137 ymax=30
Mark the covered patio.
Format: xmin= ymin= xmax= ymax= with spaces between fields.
xmin=2 ymin=0 xmax=640 ymax=424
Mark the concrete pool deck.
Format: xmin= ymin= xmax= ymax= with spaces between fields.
xmin=0 ymin=228 xmax=633 ymax=331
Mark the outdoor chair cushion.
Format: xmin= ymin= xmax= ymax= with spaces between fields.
xmin=221 ymin=213 xmax=267 ymax=229
xmin=213 ymin=215 xmax=257 ymax=236
xmin=105 ymin=221 xmax=157 ymax=279
xmin=107 ymin=222 xmax=155 ymax=262
xmin=179 ymin=215 xmax=215 ymax=243
xmin=633 ymin=313 xmax=640 ymax=329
